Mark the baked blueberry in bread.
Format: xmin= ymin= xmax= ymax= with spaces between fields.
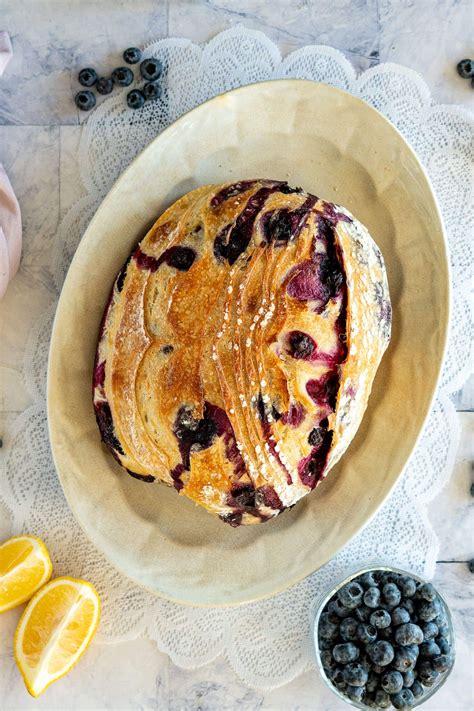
xmin=93 ymin=180 xmax=391 ymax=525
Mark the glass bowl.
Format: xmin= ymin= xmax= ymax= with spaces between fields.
xmin=312 ymin=565 xmax=455 ymax=709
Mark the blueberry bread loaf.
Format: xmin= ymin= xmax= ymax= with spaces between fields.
xmin=93 ymin=180 xmax=391 ymax=525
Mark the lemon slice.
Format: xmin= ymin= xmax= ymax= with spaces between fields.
xmin=14 ymin=576 xmax=100 ymax=697
xmin=0 ymin=535 xmax=53 ymax=613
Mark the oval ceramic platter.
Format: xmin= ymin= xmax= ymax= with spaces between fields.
xmin=48 ymin=80 xmax=449 ymax=606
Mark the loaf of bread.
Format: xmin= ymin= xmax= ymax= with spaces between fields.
xmin=93 ymin=180 xmax=391 ymax=525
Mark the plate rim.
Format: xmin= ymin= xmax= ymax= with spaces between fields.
xmin=47 ymin=78 xmax=451 ymax=607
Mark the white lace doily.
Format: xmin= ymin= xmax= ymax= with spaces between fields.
xmin=1 ymin=26 xmax=473 ymax=689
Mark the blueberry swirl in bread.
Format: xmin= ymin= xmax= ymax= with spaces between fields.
xmin=93 ymin=180 xmax=391 ymax=525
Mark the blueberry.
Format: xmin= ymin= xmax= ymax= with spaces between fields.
xmin=370 ymin=609 xmax=391 ymax=629
xmin=381 ymin=670 xmax=403 ymax=694
xmin=127 ymin=89 xmax=145 ymax=110
xmin=392 ymin=688 xmax=415 ymax=709
xmin=328 ymin=666 xmax=345 ymax=685
xmin=419 ymin=582 xmax=436 ymax=601
xmin=111 ymin=66 xmax=134 ymax=87
xmin=418 ymin=599 xmax=441 ymax=622
xmin=359 ymin=571 xmax=380 ymax=588
xmin=358 ymin=653 xmax=372 ymax=672
xmin=411 ymin=680 xmax=424 ymax=698
xmin=343 ymin=663 xmax=368 ymax=687
xmin=364 ymin=586 xmax=381 ymax=608
xmin=367 ymin=640 xmax=394 ymax=666
xmin=457 ymin=59 xmax=474 ymax=78
xmin=419 ymin=641 xmax=441 ymax=658
xmin=404 ymin=644 xmax=420 ymax=660
xmin=96 ymin=77 xmax=114 ymax=95
xmin=401 ymin=599 xmax=415 ymax=615
xmin=345 ymin=685 xmax=365 ymax=702
xmin=357 ymin=623 xmax=377 ymax=644
xmin=319 ymin=612 xmax=340 ymax=640
xmin=78 ymin=67 xmax=97 ymax=87
xmin=437 ymin=637 xmax=451 ymax=655
xmin=340 ymin=617 xmax=358 ymax=642
xmin=378 ymin=626 xmax=394 ymax=641
xmin=318 ymin=637 xmax=333 ymax=651
xmin=398 ymin=576 xmax=417 ymax=598
xmin=327 ymin=599 xmax=352 ymax=619
xmin=140 ymin=57 xmax=163 ymax=81
xmin=123 ymin=47 xmax=142 ymax=65
xmin=383 ymin=582 xmax=401 ymax=607
xmin=402 ymin=669 xmax=415 ymax=688
xmin=432 ymin=654 xmax=451 ymax=673
xmin=143 ymin=81 xmax=162 ymax=101
xmin=417 ymin=660 xmax=440 ymax=686
xmin=421 ymin=621 xmax=438 ymax=640
xmin=338 ymin=582 xmax=364 ymax=609
xmin=75 ymin=90 xmax=96 ymax=111
xmin=381 ymin=571 xmax=400 ymax=585
xmin=391 ymin=607 xmax=411 ymax=626
xmin=395 ymin=623 xmax=424 ymax=646
xmin=392 ymin=646 xmax=418 ymax=672
xmin=355 ymin=605 xmax=372 ymax=622
xmin=374 ymin=689 xmax=391 ymax=708
xmin=321 ymin=649 xmax=336 ymax=670
xmin=366 ymin=671 xmax=380 ymax=693
xmin=333 ymin=643 xmax=359 ymax=664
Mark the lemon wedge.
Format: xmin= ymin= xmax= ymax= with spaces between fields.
xmin=0 ymin=535 xmax=53 ymax=613
xmin=14 ymin=576 xmax=100 ymax=697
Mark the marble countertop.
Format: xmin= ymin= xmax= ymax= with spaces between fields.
xmin=0 ymin=1 xmax=473 ymax=709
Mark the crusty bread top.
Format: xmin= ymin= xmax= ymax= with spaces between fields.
xmin=93 ymin=180 xmax=391 ymax=525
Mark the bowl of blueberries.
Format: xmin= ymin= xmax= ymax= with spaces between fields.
xmin=313 ymin=567 xmax=455 ymax=709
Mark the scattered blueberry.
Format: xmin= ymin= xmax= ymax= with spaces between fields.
xmin=123 ymin=47 xmax=142 ymax=64
xmin=392 ymin=688 xmax=415 ymax=709
xmin=127 ymin=89 xmax=145 ymax=110
xmin=402 ymin=669 xmax=415 ymax=688
xmin=374 ymin=689 xmax=391 ymax=708
xmin=75 ymin=90 xmax=96 ymax=111
xmin=398 ymin=576 xmax=417 ymax=598
xmin=340 ymin=617 xmax=358 ymax=642
xmin=364 ymin=586 xmax=381 ymax=608
xmin=140 ymin=57 xmax=163 ymax=81
xmin=417 ymin=660 xmax=440 ymax=686
xmin=143 ymin=81 xmax=162 ymax=101
xmin=391 ymin=607 xmax=411 ymax=626
xmin=457 ymin=59 xmax=474 ymax=78
xmin=432 ymin=654 xmax=451 ymax=673
xmin=370 ymin=609 xmax=391 ymax=629
xmin=357 ymin=623 xmax=378 ymax=645
xmin=395 ymin=623 xmax=424 ymax=646
xmin=319 ymin=612 xmax=339 ymax=640
xmin=392 ymin=646 xmax=418 ymax=672
xmin=96 ymin=77 xmax=114 ymax=95
xmin=338 ymin=582 xmax=364 ymax=609
xmin=343 ymin=663 xmax=369 ymax=687
xmin=78 ymin=67 xmax=98 ymax=87
xmin=383 ymin=582 xmax=401 ymax=607
xmin=367 ymin=640 xmax=394 ymax=666
xmin=333 ymin=642 xmax=359 ymax=665
xmin=381 ymin=669 xmax=403 ymax=694
xmin=419 ymin=582 xmax=436 ymax=601
xmin=112 ymin=66 xmax=134 ymax=87
xmin=419 ymin=641 xmax=441 ymax=658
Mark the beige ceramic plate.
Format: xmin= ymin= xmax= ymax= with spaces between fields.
xmin=48 ymin=80 xmax=449 ymax=606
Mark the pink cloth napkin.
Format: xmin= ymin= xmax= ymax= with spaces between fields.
xmin=0 ymin=31 xmax=22 ymax=299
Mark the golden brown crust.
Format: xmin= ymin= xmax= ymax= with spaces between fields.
xmin=93 ymin=180 xmax=391 ymax=525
